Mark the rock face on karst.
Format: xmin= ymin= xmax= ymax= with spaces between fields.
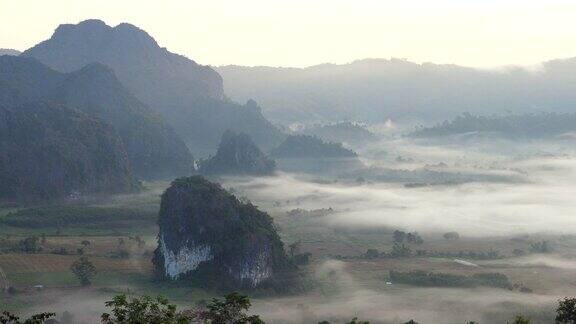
xmin=198 ymin=130 xmax=276 ymax=176
xmin=153 ymin=176 xmax=291 ymax=289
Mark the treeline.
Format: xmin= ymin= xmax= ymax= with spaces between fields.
xmin=0 ymin=206 xmax=156 ymax=228
xmin=389 ymin=270 xmax=514 ymax=290
xmin=411 ymin=112 xmax=576 ymax=138
xmin=5 ymin=293 xmax=576 ymax=323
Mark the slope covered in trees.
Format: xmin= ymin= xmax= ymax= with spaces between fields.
xmin=410 ymin=113 xmax=576 ymax=139
xmin=198 ymin=130 xmax=276 ymax=176
xmin=0 ymin=55 xmax=193 ymax=179
xmin=0 ymin=102 xmax=136 ymax=201
xmin=270 ymin=135 xmax=357 ymax=159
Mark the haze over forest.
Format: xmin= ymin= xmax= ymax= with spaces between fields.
xmin=3 ymin=2 xmax=576 ymax=324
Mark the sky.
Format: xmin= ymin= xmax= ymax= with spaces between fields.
xmin=2 ymin=0 xmax=576 ymax=68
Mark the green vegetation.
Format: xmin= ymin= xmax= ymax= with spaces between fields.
xmin=7 ymin=292 xmax=576 ymax=323
xmin=1 ymin=206 xmax=156 ymax=229
xmin=393 ymin=230 xmax=424 ymax=245
xmin=389 ymin=270 xmax=513 ymax=289
xmin=270 ymin=135 xmax=357 ymax=159
xmin=556 ymin=297 xmax=576 ymax=323
xmin=0 ymin=311 xmax=55 ymax=324
xmin=70 ymin=257 xmax=97 ymax=286
xmin=101 ymin=292 xmax=263 ymax=324
xmin=0 ymin=101 xmax=137 ymax=201
xmin=411 ymin=112 xmax=576 ymax=139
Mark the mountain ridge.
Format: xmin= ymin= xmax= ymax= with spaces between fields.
xmin=23 ymin=19 xmax=284 ymax=155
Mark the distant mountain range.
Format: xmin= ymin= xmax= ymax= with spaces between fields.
xmin=218 ymin=58 xmax=576 ymax=124
xmin=22 ymin=19 xmax=283 ymax=155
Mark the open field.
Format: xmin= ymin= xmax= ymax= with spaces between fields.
xmin=1 ymin=176 xmax=576 ymax=323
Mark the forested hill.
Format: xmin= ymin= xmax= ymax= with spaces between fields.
xmin=410 ymin=113 xmax=576 ymax=139
xmin=0 ymin=55 xmax=193 ymax=179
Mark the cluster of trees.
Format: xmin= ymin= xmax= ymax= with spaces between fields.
xmin=410 ymin=112 xmax=576 ymax=139
xmin=361 ymin=243 xmax=413 ymax=259
xmin=389 ymin=270 xmax=513 ymax=290
xmin=1 ymin=206 xmax=156 ymax=229
xmin=353 ymin=246 xmax=504 ymax=261
xmin=6 ymin=293 xmax=576 ymax=323
xmin=287 ymin=241 xmax=312 ymax=266
xmin=269 ymin=135 xmax=358 ymax=159
xmin=393 ymin=230 xmax=424 ymax=245
xmin=414 ymin=249 xmax=502 ymax=260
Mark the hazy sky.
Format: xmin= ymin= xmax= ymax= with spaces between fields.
xmin=2 ymin=0 xmax=576 ymax=68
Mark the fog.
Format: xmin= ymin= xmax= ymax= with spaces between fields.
xmin=224 ymin=152 xmax=576 ymax=237
xmin=250 ymin=260 xmax=557 ymax=323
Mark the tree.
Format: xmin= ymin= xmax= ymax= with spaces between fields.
xmin=510 ymin=315 xmax=531 ymax=324
xmin=390 ymin=243 xmax=412 ymax=258
xmin=346 ymin=318 xmax=370 ymax=324
xmin=288 ymin=241 xmax=301 ymax=258
xmin=556 ymin=297 xmax=576 ymax=323
xmin=364 ymin=249 xmax=380 ymax=259
xmin=443 ymin=232 xmax=460 ymax=240
xmin=70 ymin=257 xmax=96 ymax=286
xmin=393 ymin=230 xmax=406 ymax=243
xmin=195 ymin=292 xmax=264 ymax=324
xmin=101 ymin=294 xmax=191 ymax=324
xmin=0 ymin=311 xmax=55 ymax=324
xmin=530 ymin=241 xmax=551 ymax=253
xmin=100 ymin=292 xmax=264 ymax=324
xmin=18 ymin=236 xmax=41 ymax=253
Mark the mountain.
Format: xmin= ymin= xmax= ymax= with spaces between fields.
xmin=0 ymin=102 xmax=136 ymax=201
xmin=198 ymin=130 xmax=276 ymax=176
xmin=217 ymin=58 xmax=576 ymax=125
xmin=0 ymin=49 xmax=20 ymax=56
xmin=153 ymin=176 xmax=292 ymax=289
xmin=0 ymin=55 xmax=193 ymax=179
xmin=22 ymin=19 xmax=284 ymax=155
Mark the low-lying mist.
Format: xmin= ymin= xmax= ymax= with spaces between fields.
xmin=225 ymin=137 xmax=576 ymax=238
xmin=250 ymin=260 xmax=556 ymax=324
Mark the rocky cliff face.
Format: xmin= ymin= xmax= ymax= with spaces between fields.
xmin=23 ymin=19 xmax=284 ymax=155
xmin=0 ymin=102 xmax=136 ymax=201
xmin=153 ymin=176 xmax=291 ymax=289
xmin=198 ymin=130 xmax=276 ymax=176
xmin=0 ymin=56 xmax=193 ymax=179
